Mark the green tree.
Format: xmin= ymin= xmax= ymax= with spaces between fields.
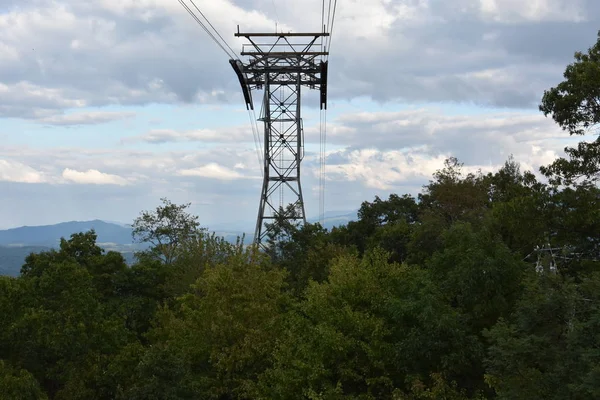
xmin=429 ymin=223 xmax=526 ymax=333
xmin=20 ymin=230 xmax=104 ymax=278
xmin=3 ymin=232 xmax=136 ymax=399
xmin=484 ymin=271 xmax=600 ymax=399
xmin=260 ymin=250 xmax=480 ymax=399
xmin=418 ymin=157 xmax=489 ymax=225
xmin=0 ymin=360 xmax=47 ymax=400
xmin=539 ymin=31 xmax=600 ymax=184
xmin=331 ymin=194 xmax=419 ymax=263
xmin=126 ymin=245 xmax=287 ymax=399
xmin=407 ymin=157 xmax=490 ymax=265
xmin=165 ymin=230 xmax=243 ymax=299
xmin=132 ymin=198 xmax=201 ymax=265
xmin=10 ymin=260 xmax=129 ymax=398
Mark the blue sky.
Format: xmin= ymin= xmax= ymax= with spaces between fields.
xmin=0 ymin=0 xmax=598 ymax=231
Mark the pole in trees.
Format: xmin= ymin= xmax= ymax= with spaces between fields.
xmin=230 ymin=27 xmax=329 ymax=248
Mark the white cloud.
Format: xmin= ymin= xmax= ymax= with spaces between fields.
xmin=0 ymin=159 xmax=45 ymax=183
xmin=0 ymin=81 xmax=87 ymax=118
xmin=321 ymin=142 xmax=559 ymax=191
xmin=324 ymin=148 xmax=447 ymax=190
xmin=62 ymin=168 xmax=130 ymax=185
xmin=176 ymin=162 xmax=246 ymax=180
xmin=38 ymin=110 xmax=135 ymax=125
xmin=478 ymin=0 xmax=586 ymax=23
xmin=126 ymin=125 xmax=250 ymax=144
xmin=314 ymin=108 xmax=566 ymax=157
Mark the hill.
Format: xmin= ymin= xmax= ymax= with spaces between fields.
xmin=0 ymin=211 xmax=358 ymax=277
xmin=0 ymin=245 xmax=50 ymax=277
xmin=0 ymin=220 xmax=134 ymax=247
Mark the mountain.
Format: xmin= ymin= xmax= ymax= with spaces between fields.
xmin=309 ymin=210 xmax=358 ymax=230
xmin=0 ymin=220 xmax=134 ymax=247
xmin=0 ymin=220 xmax=138 ymax=277
xmin=0 ymin=245 xmax=50 ymax=277
xmin=0 ymin=210 xmax=358 ymax=277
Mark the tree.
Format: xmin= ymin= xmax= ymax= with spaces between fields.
xmin=0 ymin=360 xmax=47 ymax=400
xmin=10 ymin=259 xmax=129 ymax=398
xmin=264 ymin=204 xmax=304 ymax=260
xmin=126 ymin=246 xmax=287 ymax=399
xmin=132 ymin=198 xmax=201 ymax=265
xmin=407 ymin=157 xmax=490 ymax=265
xmin=419 ymin=157 xmax=489 ymax=225
xmin=330 ymin=194 xmax=419 ymax=264
xmin=259 ymin=249 xmax=481 ymax=399
xmin=539 ymin=31 xmax=600 ymax=184
xmin=484 ymin=271 xmax=600 ymax=399
xmin=539 ymin=31 xmax=600 ymax=136
xmin=20 ymin=230 xmax=104 ymax=278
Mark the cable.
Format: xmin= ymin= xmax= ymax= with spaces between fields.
xmin=248 ymin=109 xmax=263 ymax=177
xmin=271 ymin=0 xmax=280 ymax=30
xmin=176 ymin=0 xmax=237 ymax=59
xmin=326 ymin=0 xmax=333 ymax=32
xmin=188 ymin=0 xmax=238 ymax=58
xmin=177 ymin=0 xmax=229 ymax=57
xmin=322 ymin=110 xmax=327 ymax=224
xmin=322 ymin=0 xmax=326 ymax=30
xmin=326 ymin=0 xmax=338 ymax=59
xmin=319 ymin=109 xmax=324 ymax=224
xmin=321 ymin=0 xmax=326 ymax=53
xmin=251 ymin=108 xmax=263 ymax=158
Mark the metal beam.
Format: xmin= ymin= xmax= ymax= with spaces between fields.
xmin=235 ymin=31 xmax=330 ymax=37
xmin=241 ymin=51 xmax=328 ymax=56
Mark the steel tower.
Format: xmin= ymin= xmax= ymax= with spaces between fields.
xmin=230 ymin=28 xmax=329 ymax=247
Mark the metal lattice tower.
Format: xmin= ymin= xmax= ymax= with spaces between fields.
xmin=230 ymin=28 xmax=329 ymax=248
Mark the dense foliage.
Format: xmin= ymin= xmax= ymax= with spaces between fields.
xmin=1 ymin=32 xmax=600 ymax=400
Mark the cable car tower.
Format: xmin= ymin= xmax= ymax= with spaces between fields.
xmin=230 ymin=28 xmax=329 ymax=247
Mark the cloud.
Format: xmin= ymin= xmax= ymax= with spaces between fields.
xmin=311 ymin=108 xmax=566 ymax=164
xmin=477 ymin=0 xmax=586 ymax=23
xmin=61 ymin=168 xmax=130 ymax=185
xmin=38 ymin=110 xmax=136 ymax=126
xmin=1 ymin=105 xmax=577 ymax=194
xmin=319 ymin=143 xmax=558 ymax=191
xmin=125 ymin=125 xmax=250 ymax=144
xmin=0 ymin=81 xmax=86 ymax=119
xmin=0 ymin=159 xmax=45 ymax=183
xmin=0 ymin=0 xmax=598 ymax=120
xmin=323 ymin=148 xmax=448 ymax=190
xmin=176 ymin=162 xmax=247 ymax=180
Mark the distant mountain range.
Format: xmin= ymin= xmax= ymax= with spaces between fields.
xmin=0 ymin=220 xmax=134 ymax=247
xmin=0 ymin=210 xmax=357 ymax=277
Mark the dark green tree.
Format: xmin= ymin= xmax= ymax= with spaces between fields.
xmin=132 ymin=198 xmax=201 ymax=265
xmin=259 ymin=249 xmax=481 ymax=399
xmin=539 ymin=31 xmax=600 ymax=184
xmin=484 ymin=270 xmax=600 ymax=399
xmin=125 ymin=245 xmax=287 ymax=399
xmin=0 ymin=360 xmax=47 ymax=400
xmin=331 ymin=194 xmax=419 ymax=263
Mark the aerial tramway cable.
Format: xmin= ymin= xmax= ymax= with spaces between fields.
xmin=187 ymin=0 xmax=238 ymax=58
xmin=176 ymin=0 xmax=267 ymax=175
xmin=318 ymin=0 xmax=338 ymax=224
xmin=176 ymin=0 xmax=237 ymax=59
xmin=326 ymin=0 xmax=338 ymax=59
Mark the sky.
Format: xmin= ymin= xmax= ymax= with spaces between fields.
xmin=0 ymin=0 xmax=598 ymax=231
